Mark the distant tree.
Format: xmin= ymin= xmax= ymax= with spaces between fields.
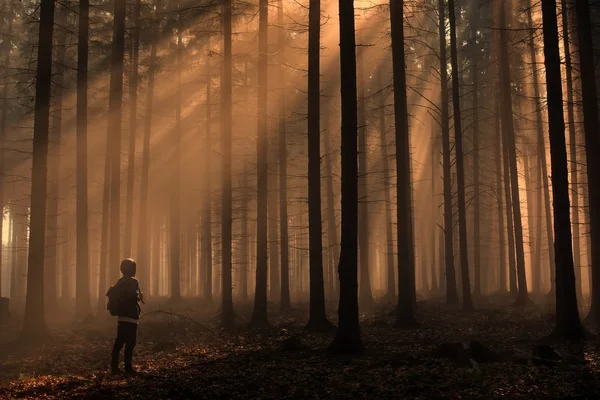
xmin=21 ymin=0 xmax=55 ymax=339
xmin=540 ymin=0 xmax=584 ymax=340
xmin=250 ymin=0 xmax=270 ymax=328
xmin=448 ymin=0 xmax=473 ymax=310
xmin=329 ymin=0 xmax=362 ymax=354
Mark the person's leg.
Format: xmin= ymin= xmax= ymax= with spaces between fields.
xmin=111 ymin=323 xmax=126 ymax=372
xmin=124 ymin=323 xmax=138 ymax=371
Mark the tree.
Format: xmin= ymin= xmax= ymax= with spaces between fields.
xmin=21 ymin=0 xmax=55 ymax=339
xmin=540 ymin=0 xmax=584 ymax=339
xmin=329 ymin=0 xmax=362 ymax=354
xmin=250 ymin=0 xmax=269 ymax=328
xmin=494 ymin=100 xmax=507 ymax=293
xmin=390 ymin=0 xmax=417 ymax=326
xmin=137 ymin=0 xmax=162 ymax=292
xmin=76 ymin=0 xmax=92 ymax=319
xmin=124 ymin=0 xmax=142 ymax=257
xmin=306 ymin=0 xmax=332 ymax=331
xmin=278 ymin=0 xmax=291 ymax=311
xmin=438 ymin=0 xmax=458 ymax=304
xmin=470 ymin=7 xmax=481 ymax=297
xmin=108 ymin=0 xmax=127 ymax=285
xmin=221 ymin=0 xmax=234 ymax=328
xmin=201 ymin=39 xmax=213 ymax=303
xmin=448 ymin=0 xmax=473 ymax=310
xmin=498 ymin=0 xmax=529 ymax=305
xmin=574 ymin=0 xmax=600 ymax=325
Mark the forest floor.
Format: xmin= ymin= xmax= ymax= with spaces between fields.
xmin=0 ymin=295 xmax=599 ymax=399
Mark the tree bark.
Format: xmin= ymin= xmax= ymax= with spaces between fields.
xmin=494 ymin=100 xmax=507 ymax=293
xmin=21 ymin=0 xmax=55 ymax=339
xmin=540 ymin=0 xmax=584 ymax=339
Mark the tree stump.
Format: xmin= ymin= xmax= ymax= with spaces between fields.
xmin=0 ymin=297 xmax=10 ymax=324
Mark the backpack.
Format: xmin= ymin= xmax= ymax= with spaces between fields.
xmin=106 ymin=285 xmax=123 ymax=316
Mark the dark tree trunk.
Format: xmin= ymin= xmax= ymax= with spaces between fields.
xmin=202 ymin=41 xmax=213 ymax=303
xmin=494 ymin=101 xmax=507 ymax=293
xmin=221 ymin=0 xmax=234 ymax=328
xmin=390 ymin=0 xmax=417 ymax=326
xmin=97 ymin=132 xmax=111 ymax=313
xmin=124 ymin=0 xmax=142 ymax=257
xmin=470 ymin=13 xmax=481 ymax=297
xmin=76 ymin=0 xmax=92 ymax=319
xmin=329 ymin=0 xmax=362 ymax=354
xmin=306 ymin=0 xmax=331 ymax=331
xmin=21 ymin=0 xmax=55 ymax=339
xmin=540 ymin=0 xmax=584 ymax=339
xmin=499 ymin=1 xmax=529 ymax=305
xmin=137 ymin=0 xmax=161 ymax=289
xmin=524 ymin=154 xmax=538 ymax=294
xmin=108 ymin=0 xmax=126 ymax=285
xmin=357 ymin=40 xmax=374 ymax=309
xmin=241 ymin=167 xmax=249 ymax=301
xmin=560 ymin=0 xmax=582 ymax=299
xmin=448 ymin=0 xmax=473 ymax=310
xmin=323 ymin=103 xmax=338 ymax=300
xmin=438 ymin=0 xmax=458 ymax=304
xmin=46 ymin=2 xmax=67 ymax=314
xmin=278 ymin=0 xmax=291 ymax=311
xmin=250 ymin=0 xmax=269 ymax=328
xmin=526 ymin=2 xmax=555 ymax=297
xmin=574 ymin=0 xmax=600 ymax=326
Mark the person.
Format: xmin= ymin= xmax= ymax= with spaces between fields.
xmin=109 ymin=258 xmax=143 ymax=374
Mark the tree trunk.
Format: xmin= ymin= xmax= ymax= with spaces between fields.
xmin=76 ymin=0 xmax=92 ymax=319
xmin=21 ymin=0 xmax=55 ymax=339
xmin=221 ymin=0 xmax=234 ymax=328
xmin=540 ymin=0 xmax=584 ymax=339
xmin=524 ymin=154 xmax=538 ymax=294
xmin=278 ymin=0 xmax=291 ymax=311
xmin=329 ymin=0 xmax=362 ymax=354
xmin=323 ymin=103 xmax=338 ymax=300
xmin=250 ymin=0 xmax=269 ymax=328
xmin=124 ymin=0 xmax=142 ymax=257
xmin=137 ymin=0 xmax=161 ymax=289
xmin=470 ymin=13 xmax=481 ymax=297
xmin=526 ymin=2 xmax=555 ymax=298
xmin=108 ymin=0 xmax=126 ymax=286
xmin=202 ymin=41 xmax=213 ymax=303
xmin=574 ymin=0 xmax=600 ymax=326
xmin=499 ymin=1 xmax=529 ymax=305
xmin=438 ymin=0 xmax=458 ymax=304
xmin=390 ymin=0 xmax=417 ymax=326
xmin=494 ymin=101 xmax=507 ymax=293
xmin=46 ymin=2 xmax=67 ymax=314
xmin=448 ymin=0 xmax=473 ymax=310
xmin=306 ymin=0 xmax=331 ymax=331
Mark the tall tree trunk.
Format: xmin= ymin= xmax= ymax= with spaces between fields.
xmin=526 ymin=2 xmax=555 ymax=298
xmin=241 ymin=167 xmax=249 ymax=301
xmin=21 ymin=0 xmax=55 ymax=338
xmin=357 ymin=39 xmax=374 ymax=308
xmin=76 ymin=0 xmax=91 ymax=318
xmin=471 ymin=13 xmax=481 ymax=297
xmin=499 ymin=1 xmax=529 ymax=305
xmin=378 ymin=72 xmax=395 ymax=301
xmin=46 ymin=2 xmax=67 ymax=314
xmin=137 ymin=0 xmax=161 ymax=289
xmin=108 ymin=0 xmax=126 ymax=285
xmin=97 ymin=134 xmax=111 ymax=313
xmin=494 ymin=101 xmax=507 ymax=293
xmin=250 ymin=0 xmax=269 ymax=328
xmin=574 ymin=0 xmax=600 ymax=325
xmin=124 ymin=0 xmax=142 ymax=257
xmin=391 ymin=0 xmax=417 ymax=326
xmin=306 ymin=0 xmax=331 ymax=331
xmin=524 ymin=154 xmax=538 ymax=293
xmin=438 ymin=0 xmax=458 ymax=304
xmin=278 ymin=0 xmax=291 ymax=311
xmin=221 ymin=0 xmax=234 ymax=328
xmin=323 ymin=102 xmax=338 ymax=300
xmin=540 ymin=0 xmax=583 ymax=339
xmin=430 ymin=131 xmax=439 ymax=294
xmin=329 ymin=0 xmax=362 ymax=354
xmin=560 ymin=0 xmax=582 ymax=299
xmin=0 ymin=0 xmax=13 ymax=299
xmin=448 ymin=0 xmax=473 ymax=310
xmin=202 ymin=41 xmax=213 ymax=303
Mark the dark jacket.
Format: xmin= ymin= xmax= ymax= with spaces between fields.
xmin=113 ymin=276 xmax=142 ymax=320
